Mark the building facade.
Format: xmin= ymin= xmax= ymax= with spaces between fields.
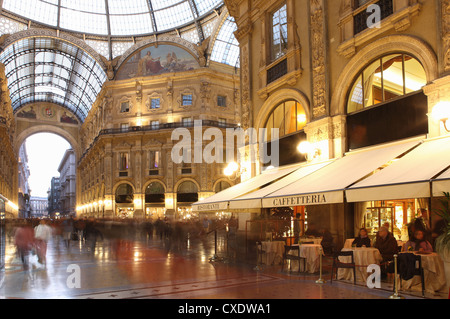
xmin=17 ymin=143 xmax=31 ymax=218
xmin=58 ymin=149 xmax=76 ymax=216
xmin=30 ymin=196 xmax=48 ymax=217
xmin=47 ymin=177 xmax=61 ymax=217
xmin=216 ymin=0 xmax=450 ymax=247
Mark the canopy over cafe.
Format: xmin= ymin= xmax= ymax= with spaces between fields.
xmin=193 ymin=134 xmax=450 ymax=248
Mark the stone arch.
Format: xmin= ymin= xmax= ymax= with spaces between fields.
xmin=254 ymin=88 xmax=311 ymax=132
xmin=15 ymin=124 xmax=81 ymax=161
xmin=331 ymin=34 xmax=438 ymax=116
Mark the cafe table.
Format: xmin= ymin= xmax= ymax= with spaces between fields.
xmin=287 ymin=244 xmax=323 ymax=273
xmin=337 ymin=247 xmax=383 ymax=283
xmin=260 ymin=240 xmax=285 ymax=265
xmin=399 ymin=252 xmax=448 ymax=294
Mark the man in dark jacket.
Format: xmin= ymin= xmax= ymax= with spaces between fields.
xmin=375 ymin=227 xmax=398 ymax=260
xmin=375 ymin=226 xmax=398 ymax=278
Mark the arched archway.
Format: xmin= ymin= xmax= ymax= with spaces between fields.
xmin=15 ymin=124 xmax=81 ymax=160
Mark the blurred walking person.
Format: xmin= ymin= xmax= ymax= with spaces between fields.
xmin=14 ymin=221 xmax=35 ymax=271
xmin=34 ymin=220 xmax=53 ymax=266
xmin=84 ymin=220 xmax=103 ymax=253
xmin=61 ymin=217 xmax=74 ymax=248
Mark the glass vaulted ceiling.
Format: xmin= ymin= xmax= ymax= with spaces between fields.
xmin=0 ymin=37 xmax=107 ymax=122
xmin=1 ymin=0 xmax=223 ymax=37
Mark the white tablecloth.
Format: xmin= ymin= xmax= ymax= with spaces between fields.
xmin=286 ymin=244 xmax=322 ymax=274
xmin=260 ymin=241 xmax=285 ymax=265
xmin=337 ymin=248 xmax=383 ymax=282
xmin=400 ymin=252 xmax=448 ymax=294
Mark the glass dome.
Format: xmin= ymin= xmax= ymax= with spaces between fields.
xmin=1 ymin=0 xmax=223 ymax=37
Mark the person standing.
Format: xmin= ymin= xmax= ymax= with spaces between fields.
xmin=14 ymin=221 xmax=35 ymax=271
xmin=34 ymin=220 xmax=53 ymax=266
xmin=61 ymin=217 xmax=74 ymax=248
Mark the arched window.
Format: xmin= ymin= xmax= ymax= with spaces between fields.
xmin=177 ymin=181 xmax=198 ymax=203
xmin=115 ymin=183 xmax=134 ymax=204
xmin=264 ymin=100 xmax=307 ymax=142
xmin=347 ymin=53 xmax=427 ymax=114
xmin=145 ymin=182 xmax=165 ymax=204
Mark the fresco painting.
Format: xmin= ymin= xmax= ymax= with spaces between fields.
xmin=116 ymin=44 xmax=199 ymax=80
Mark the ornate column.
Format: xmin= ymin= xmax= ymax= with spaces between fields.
xmin=310 ymin=0 xmax=329 ymax=120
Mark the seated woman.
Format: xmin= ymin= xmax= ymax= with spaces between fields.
xmin=403 ymin=230 xmax=433 ymax=253
xmin=352 ymin=228 xmax=371 ymax=248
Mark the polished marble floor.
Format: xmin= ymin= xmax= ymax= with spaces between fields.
xmin=0 ymin=229 xmax=446 ymax=300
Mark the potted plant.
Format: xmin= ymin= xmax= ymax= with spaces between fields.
xmin=434 ymin=192 xmax=450 ymax=293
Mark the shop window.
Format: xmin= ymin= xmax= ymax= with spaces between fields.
xmin=271 ymin=3 xmax=288 ymax=62
xmin=347 ymin=53 xmax=427 ymax=114
xmin=263 ymin=100 xmax=307 ymax=142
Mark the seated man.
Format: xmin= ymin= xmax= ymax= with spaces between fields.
xmin=374 ymin=227 xmax=399 ymax=278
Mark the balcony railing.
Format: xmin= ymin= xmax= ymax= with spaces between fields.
xmin=79 ymin=120 xmax=239 ymax=163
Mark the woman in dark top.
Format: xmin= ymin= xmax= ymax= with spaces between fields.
xmin=352 ymin=228 xmax=371 ymax=247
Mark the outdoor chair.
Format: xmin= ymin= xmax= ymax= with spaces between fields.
xmin=330 ymin=250 xmax=356 ymax=285
xmin=282 ymin=245 xmax=306 ymax=274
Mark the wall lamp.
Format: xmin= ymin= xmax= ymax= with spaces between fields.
xmin=224 ymin=161 xmax=247 ymax=181
xmin=297 ymin=141 xmax=321 ymax=161
xmin=431 ymin=101 xmax=450 ymax=132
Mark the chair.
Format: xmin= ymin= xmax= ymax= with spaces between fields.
xmin=397 ymin=253 xmax=425 ymax=298
xmin=330 ymin=251 xmax=357 ymax=285
xmin=255 ymin=241 xmax=266 ymax=270
xmin=282 ymin=245 xmax=306 ymax=274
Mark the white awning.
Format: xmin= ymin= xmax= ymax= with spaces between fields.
xmin=347 ymin=136 xmax=450 ymax=202
xmin=228 ymin=161 xmax=333 ymax=210
xmin=261 ymin=138 xmax=421 ymax=208
xmin=433 ymin=168 xmax=450 ymax=197
xmin=192 ymin=163 xmax=303 ymax=212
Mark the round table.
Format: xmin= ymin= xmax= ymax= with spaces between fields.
xmin=400 ymin=252 xmax=447 ymax=294
xmin=260 ymin=241 xmax=285 ymax=266
xmin=286 ymin=244 xmax=322 ymax=274
xmin=337 ymin=248 xmax=383 ymax=283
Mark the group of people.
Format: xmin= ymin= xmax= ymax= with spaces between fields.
xmin=9 ymin=217 xmax=103 ymax=270
xmin=351 ymin=217 xmax=440 ymax=279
